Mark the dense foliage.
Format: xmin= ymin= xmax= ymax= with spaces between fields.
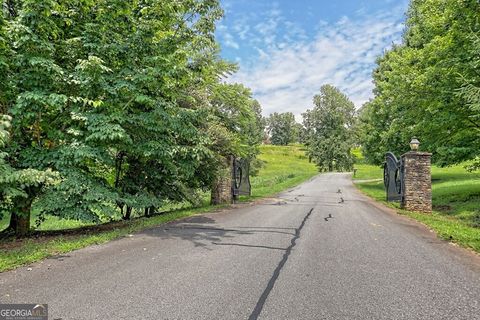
xmin=267 ymin=112 xmax=298 ymax=145
xmin=302 ymin=85 xmax=356 ymax=172
xmin=0 ymin=0 xmax=263 ymax=235
xmin=358 ymin=0 xmax=480 ymax=167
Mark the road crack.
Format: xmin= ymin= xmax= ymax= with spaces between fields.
xmin=248 ymin=207 xmax=314 ymax=320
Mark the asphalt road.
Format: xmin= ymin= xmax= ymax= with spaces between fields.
xmin=1 ymin=173 xmax=479 ymax=320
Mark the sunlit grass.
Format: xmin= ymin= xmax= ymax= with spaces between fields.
xmin=249 ymin=145 xmax=318 ymax=198
xmin=352 ymin=163 xmax=383 ymax=180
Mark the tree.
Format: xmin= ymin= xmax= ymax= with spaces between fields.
xmin=303 ymin=85 xmax=356 ymax=172
xmin=0 ymin=8 xmax=9 ymax=112
xmin=1 ymin=0 xmax=65 ymax=235
xmin=0 ymin=113 xmax=58 ymax=236
xmin=206 ymin=83 xmax=264 ymax=204
xmin=292 ymin=122 xmax=305 ymax=144
xmin=247 ymin=100 xmax=267 ymax=148
xmin=358 ymin=0 xmax=480 ymax=167
xmin=267 ymin=112 xmax=297 ymax=145
xmin=456 ymin=30 xmax=480 ymax=171
xmin=356 ymin=98 xmax=394 ymax=165
xmin=2 ymin=0 xmax=237 ymax=233
xmin=1 ymin=0 xmax=265 ymax=235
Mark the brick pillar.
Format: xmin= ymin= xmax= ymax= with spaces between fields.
xmin=211 ymin=156 xmax=233 ymax=205
xmin=401 ymin=151 xmax=432 ymax=213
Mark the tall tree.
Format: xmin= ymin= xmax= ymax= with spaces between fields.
xmin=38 ymin=0 xmax=225 ymax=221
xmin=1 ymin=0 xmax=265 ymax=235
xmin=358 ymin=0 xmax=480 ymax=167
xmin=0 ymin=8 xmax=8 ymax=111
xmin=267 ymin=112 xmax=297 ymax=145
xmin=303 ymin=85 xmax=356 ymax=172
xmin=1 ymin=0 xmax=65 ymax=235
xmin=207 ymin=83 xmax=263 ymax=204
xmin=1 ymin=0 xmax=238 ymax=234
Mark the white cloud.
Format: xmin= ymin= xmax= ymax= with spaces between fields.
xmin=226 ymin=6 xmax=406 ymax=120
xmin=223 ymin=32 xmax=240 ymax=49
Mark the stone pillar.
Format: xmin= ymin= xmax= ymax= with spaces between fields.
xmin=210 ymin=156 xmax=233 ymax=205
xmin=401 ymin=151 xmax=432 ymax=213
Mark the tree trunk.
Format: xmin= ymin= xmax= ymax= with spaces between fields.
xmin=144 ymin=206 xmax=155 ymax=217
xmin=211 ymin=156 xmax=233 ymax=205
xmin=8 ymin=201 xmax=32 ymax=237
xmin=5 ymin=0 xmax=19 ymax=18
xmin=8 ymin=212 xmax=18 ymax=231
xmin=124 ymin=206 xmax=132 ymax=220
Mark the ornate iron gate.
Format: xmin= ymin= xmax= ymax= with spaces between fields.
xmin=384 ymin=152 xmax=404 ymax=201
xmin=232 ymin=158 xmax=251 ymax=199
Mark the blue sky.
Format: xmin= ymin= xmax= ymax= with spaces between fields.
xmin=216 ymin=0 xmax=410 ymax=118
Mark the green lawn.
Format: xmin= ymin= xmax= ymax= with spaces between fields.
xmin=352 ymin=163 xmax=383 ymax=180
xmin=0 ymin=144 xmax=318 ymax=272
xmin=354 ymin=163 xmax=480 ymax=252
xmin=249 ymin=144 xmax=318 ymax=198
xmin=0 ymin=213 xmax=94 ymax=232
xmin=351 ymin=147 xmax=383 ymax=180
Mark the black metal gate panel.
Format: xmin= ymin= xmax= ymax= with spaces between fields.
xmin=232 ymin=158 xmax=251 ymax=198
xmin=384 ymin=152 xmax=403 ymax=201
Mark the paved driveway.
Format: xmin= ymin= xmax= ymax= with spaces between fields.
xmin=1 ymin=173 xmax=479 ymax=319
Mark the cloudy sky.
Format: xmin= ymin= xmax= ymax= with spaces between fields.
xmin=216 ymin=0 xmax=409 ymax=118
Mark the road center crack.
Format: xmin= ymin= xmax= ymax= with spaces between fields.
xmin=248 ymin=207 xmax=314 ymax=320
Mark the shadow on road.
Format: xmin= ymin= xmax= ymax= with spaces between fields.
xmin=139 ymin=215 xmax=294 ymax=251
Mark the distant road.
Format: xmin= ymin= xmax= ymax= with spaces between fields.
xmin=1 ymin=173 xmax=479 ymax=319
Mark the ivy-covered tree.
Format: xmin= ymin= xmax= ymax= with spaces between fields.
xmin=303 ymin=85 xmax=356 ymax=172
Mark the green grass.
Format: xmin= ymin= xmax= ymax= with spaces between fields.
xmin=0 ymin=144 xmax=318 ymax=272
xmin=351 ymin=147 xmax=383 ymax=180
xmin=249 ymin=144 xmax=318 ymax=198
xmin=352 ymin=163 xmax=383 ymax=180
xmin=0 ymin=213 xmax=95 ymax=232
xmin=354 ymin=163 xmax=480 ymax=252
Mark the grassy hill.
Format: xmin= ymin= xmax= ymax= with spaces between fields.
xmin=250 ymin=145 xmax=318 ymax=198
